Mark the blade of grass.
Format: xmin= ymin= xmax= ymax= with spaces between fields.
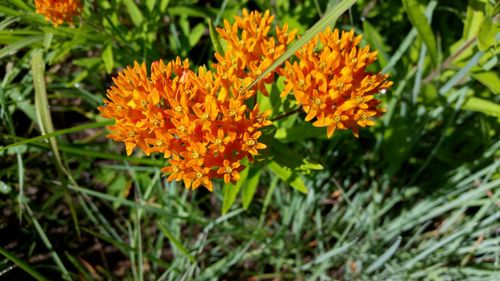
xmin=157 ymin=221 xmax=195 ymax=262
xmin=32 ymin=49 xmax=64 ymax=169
xmin=299 ymin=239 xmax=358 ymax=270
xmin=67 ymin=184 xmax=200 ymax=221
xmin=2 ymin=134 xmax=164 ymax=166
xmin=439 ymin=51 xmax=484 ymax=95
xmin=0 ymin=35 xmax=43 ymax=59
xmin=0 ymin=247 xmax=49 ymax=281
xmin=244 ymin=0 xmax=357 ymax=91
xmin=25 ymin=204 xmax=72 ymax=281
xmin=0 ymin=120 xmax=113 ymax=152
xmin=366 ymin=237 xmax=402 ymax=273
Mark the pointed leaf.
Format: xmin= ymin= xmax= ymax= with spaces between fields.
xmin=402 ymin=0 xmax=437 ymax=65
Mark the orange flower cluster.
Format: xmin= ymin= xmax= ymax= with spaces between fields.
xmin=34 ymin=0 xmax=82 ymax=26
xmin=281 ymin=28 xmax=393 ymax=137
xmin=214 ymin=9 xmax=297 ymax=96
xmin=99 ymin=58 xmax=271 ymax=191
xmin=100 ymin=10 xmax=393 ymax=191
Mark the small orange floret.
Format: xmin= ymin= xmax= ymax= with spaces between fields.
xmin=281 ymin=28 xmax=393 ymax=138
xmin=99 ymin=58 xmax=271 ymax=191
xmin=34 ymin=0 xmax=82 ymax=26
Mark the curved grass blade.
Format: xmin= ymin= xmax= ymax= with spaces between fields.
xmin=157 ymin=221 xmax=195 ymax=262
xmin=0 ymin=35 xmax=43 ymax=59
xmin=25 ymin=204 xmax=72 ymax=280
xmin=366 ymin=236 xmax=402 ymax=273
xmin=0 ymin=120 xmax=113 ymax=152
xmin=0 ymin=247 xmax=50 ymax=281
xmin=244 ymin=0 xmax=357 ymax=92
xmin=32 ymin=49 xmax=64 ymax=170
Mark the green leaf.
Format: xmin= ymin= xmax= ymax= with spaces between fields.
xmin=7 ymin=0 xmax=32 ymax=11
xmin=463 ymin=0 xmax=485 ymax=40
xmin=472 ymin=71 xmax=500 ymax=94
xmin=242 ymin=168 xmax=262 ymax=209
xmin=245 ymin=0 xmax=357 ymax=91
xmin=275 ymin=122 xmax=328 ymax=142
xmin=269 ymin=138 xmax=303 ymax=168
xmin=102 ymin=44 xmax=114 ymax=74
xmin=268 ymin=161 xmax=308 ymax=194
xmin=208 ymin=18 xmax=224 ymax=55
xmin=157 ymin=222 xmax=195 ymax=262
xmin=462 ymin=96 xmax=500 ymax=117
xmin=0 ymin=246 xmax=50 ymax=281
xmin=188 ymin=23 xmax=205 ymax=47
xmin=160 ymin=0 xmax=170 ymax=12
xmin=222 ymin=165 xmax=249 ymax=214
xmin=402 ymin=0 xmax=437 ymax=66
xmin=146 ymin=0 xmax=156 ymax=11
xmin=124 ymin=0 xmax=144 ymax=27
xmin=0 ymin=35 xmax=43 ymax=59
xmin=477 ymin=1 xmax=499 ymax=51
xmin=297 ymin=159 xmax=324 ymax=172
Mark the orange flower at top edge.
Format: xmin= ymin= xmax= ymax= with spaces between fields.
xmin=281 ymin=28 xmax=393 ymax=138
xmin=34 ymin=0 xmax=82 ymax=26
xmin=214 ymin=9 xmax=297 ymax=96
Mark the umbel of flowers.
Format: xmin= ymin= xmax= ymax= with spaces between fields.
xmin=34 ymin=0 xmax=82 ymax=26
xmin=281 ymin=28 xmax=393 ymax=137
xmin=99 ymin=10 xmax=392 ymax=191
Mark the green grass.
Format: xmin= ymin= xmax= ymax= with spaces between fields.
xmin=1 ymin=0 xmax=499 ymax=280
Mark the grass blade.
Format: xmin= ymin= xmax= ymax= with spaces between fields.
xmin=366 ymin=237 xmax=402 ymax=273
xmin=0 ymin=35 xmax=43 ymax=59
xmin=25 ymin=204 xmax=72 ymax=280
xmin=32 ymin=48 xmax=64 ymax=170
xmin=157 ymin=221 xmax=195 ymax=262
xmin=0 ymin=247 xmax=50 ymax=281
xmin=0 ymin=121 xmax=113 ymax=152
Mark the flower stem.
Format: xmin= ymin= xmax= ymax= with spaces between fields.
xmin=271 ymin=108 xmax=301 ymax=121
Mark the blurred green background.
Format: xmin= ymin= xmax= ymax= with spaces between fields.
xmin=0 ymin=0 xmax=498 ymax=280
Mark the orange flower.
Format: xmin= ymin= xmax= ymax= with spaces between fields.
xmin=214 ymin=9 xmax=297 ymax=96
xmin=281 ymin=28 xmax=393 ymax=138
xmin=34 ymin=0 xmax=82 ymax=26
xmin=100 ymin=57 xmax=271 ymax=191
xmin=217 ymin=160 xmax=244 ymax=184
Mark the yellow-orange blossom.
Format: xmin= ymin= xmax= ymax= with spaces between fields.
xmin=34 ymin=0 xmax=82 ymax=26
xmin=99 ymin=10 xmax=298 ymax=191
xmin=99 ymin=10 xmax=392 ymax=191
xmin=281 ymin=28 xmax=393 ymax=137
